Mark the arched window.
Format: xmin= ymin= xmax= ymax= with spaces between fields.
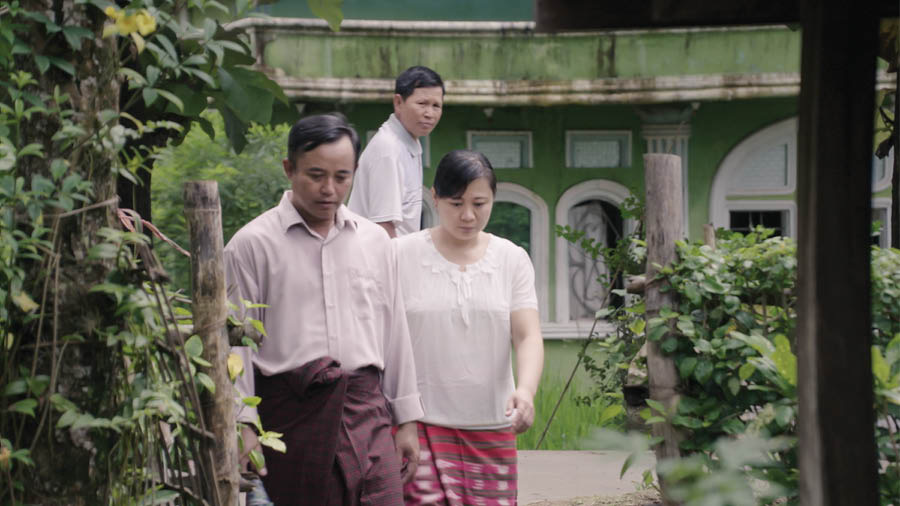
xmin=709 ymin=117 xmax=797 ymax=237
xmin=710 ymin=117 xmax=891 ymax=244
xmin=555 ymin=180 xmax=635 ymax=325
xmin=491 ymin=183 xmax=550 ymax=321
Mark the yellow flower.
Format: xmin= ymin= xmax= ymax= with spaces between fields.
xmin=104 ymin=6 xmax=120 ymax=19
xmin=227 ymin=353 xmax=244 ymax=381
xmin=135 ymin=10 xmax=157 ymax=36
xmin=116 ymin=13 xmax=138 ymax=35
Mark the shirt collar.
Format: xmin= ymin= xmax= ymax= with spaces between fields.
xmin=386 ymin=113 xmax=423 ymax=157
xmin=276 ymin=191 xmax=359 ymax=235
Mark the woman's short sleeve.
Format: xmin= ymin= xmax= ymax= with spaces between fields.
xmin=510 ymin=245 xmax=539 ymax=312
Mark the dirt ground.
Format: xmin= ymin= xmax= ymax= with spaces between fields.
xmin=525 ymin=490 xmax=662 ymax=505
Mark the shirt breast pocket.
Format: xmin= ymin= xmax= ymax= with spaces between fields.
xmin=348 ymin=268 xmax=384 ymax=321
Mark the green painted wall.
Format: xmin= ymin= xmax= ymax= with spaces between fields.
xmin=316 ymin=98 xmax=798 ymax=319
xmin=257 ymin=0 xmax=533 ymax=21
xmin=263 ymin=28 xmax=801 ymax=82
xmin=688 ymin=97 xmax=798 ymax=237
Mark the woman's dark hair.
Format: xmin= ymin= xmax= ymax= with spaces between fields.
xmin=395 ymin=66 xmax=444 ymax=100
xmin=433 ymin=150 xmax=497 ymax=199
xmin=287 ymin=113 xmax=360 ymax=167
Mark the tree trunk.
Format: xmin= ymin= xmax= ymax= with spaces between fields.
xmin=9 ymin=2 xmax=121 ymax=504
xmin=643 ymin=153 xmax=685 ymax=506
xmin=184 ymin=181 xmax=240 ymax=506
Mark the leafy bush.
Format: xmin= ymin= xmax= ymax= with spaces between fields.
xmin=152 ymin=111 xmax=290 ymax=290
xmin=583 ymin=227 xmax=900 ymax=504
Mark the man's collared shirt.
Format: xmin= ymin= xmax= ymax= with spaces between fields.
xmin=225 ymin=191 xmax=424 ymax=424
xmin=348 ymin=113 xmax=423 ymax=237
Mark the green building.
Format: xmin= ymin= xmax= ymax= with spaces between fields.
xmin=229 ymin=1 xmax=895 ymax=339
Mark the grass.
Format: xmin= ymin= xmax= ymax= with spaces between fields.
xmin=518 ymin=372 xmax=623 ymax=450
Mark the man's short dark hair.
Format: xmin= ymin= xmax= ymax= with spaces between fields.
xmin=395 ymin=66 xmax=444 ymax=100
xmin=287 ymin=113 xmax=361 ymax=167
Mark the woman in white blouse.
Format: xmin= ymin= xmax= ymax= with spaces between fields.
xmin=396 ymin=149 xmax=544 ymax=505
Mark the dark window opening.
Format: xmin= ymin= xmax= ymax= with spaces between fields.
xmin=729 ymin=210 xmax=785 ymax=237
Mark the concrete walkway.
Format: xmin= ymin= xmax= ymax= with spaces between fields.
xmin=518 ymin=450 xmax=657 ymax=504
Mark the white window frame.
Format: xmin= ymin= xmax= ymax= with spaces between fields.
xmin=467 ymin=130 xmax=533 ymax=169
xmin=873 ymin=197 xmax=893 ymax=248
xmin=549 ymin=180 xmax=636 ymax=338
xmin=565 ymin=130 xmax=632 ymax=168
xmin=494 ymin=183 xmax=550 ymax=322
xmin=710 ymin=118 xmax=798 ymax=236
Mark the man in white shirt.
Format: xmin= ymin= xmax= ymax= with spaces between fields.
xmin=348 ymin=66 xmax=444 ymax=237
xmin=225 ymin=113 xmax=423 ymax=505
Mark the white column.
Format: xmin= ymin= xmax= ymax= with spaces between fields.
xmin=643 ymin=124 xmax=691 ymax=235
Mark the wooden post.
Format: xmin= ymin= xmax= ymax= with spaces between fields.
xmin=702 ymin=223 xmax=716 ymax=249
xmin=644 ymin=153 xmax=684 ymax=505
xmin=184 ymin=181 xmax=240 ymax=506
xmin=796 ymin=1 xmax=879 ymax=504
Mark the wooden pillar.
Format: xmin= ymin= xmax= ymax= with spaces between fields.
xmin=644 ymin=153 xmax=684 ymax=505
xmin=184 ymin=181 xmax=240 ymax=506
xmin=796 ymin=1 xmax=879 ymax=504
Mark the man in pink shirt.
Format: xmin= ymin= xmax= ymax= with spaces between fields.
xmin=225 ymin=113 xmax=424 ymax=505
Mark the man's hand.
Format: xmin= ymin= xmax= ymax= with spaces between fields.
xmin=393 ymin=422 xmax=419 ymax=485
xmin=505 ymin=388 xmax=536 ymax=434
xmin=240 ymin=425 xmax=267 ymax=476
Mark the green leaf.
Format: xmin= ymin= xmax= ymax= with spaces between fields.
xmin=627 ymin=318 xmax=646 ymax=336
xmin=727 ymin=376 xmax=740 ymax=396
xmin=647 ymin=322 xmax=668 ymax=342
xmin=259 ymin=433 xmax=286 ymax=453
xmin=62 ymin=26 xmax=93 ymax=51
xmin=50 ymin=158 xmax=68 ymax=180
xmin=772 ymin=334 xmax=797 ymax=386
xmin=645 ymin=398 xmax=666 ymax=415
xmin=738 ymin=362 xmax=756 ymax=381
xmin=142 ymin=87 xmax=159 ymax=107
xmin=183 ymin=334 xmax=203 ymax=357
xmin=48 ymin=57 xmax=75 ymax=76
xmin=56 ymin=409 xmax=78 ymax=428
xmin=250 ymin=319 xmax=268 ymax=338
xmin=155 ymin=88 xmax=184 ymax=113
xmin=661 ymin=337 xmax=678 ymax=353
xmin=196 ymin=372 xmax=215 ymax=393
xmin=9 ymin=398 xmax=38 ymax=417
xmin=678 ymin=357 xmax=698 ymax=379
xmin=249 ymin=449 xmax=266 ymax=471
xmin=191 ymin=355 xmax=212 ymax=367
xmin=694 ymin=360 xmax=714 ymax=384
xmin=598 ymin=404 xmax=624 ymax=425
xmin=141 ymin=489 xmax=180 ymax=505
xmin=118 ymin=67 xmax=148 ymax=87
xmin=308 ymin=0 xmax=344 ymax=31
xmin=775 ymin=405 xmax=794 ymax=427
xmin=217 ymin=68 xmax=275 ymax=124
xmin=242 ymin=396 xmax=262 ymax=407
xmin=3 ymin=379 xmax=27 ymax=396
xmin=872 ymin=346 xmax=890 ymax=385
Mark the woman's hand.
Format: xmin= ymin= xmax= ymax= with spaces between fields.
xmin=505 ymin=387 xmax=536 ymax=434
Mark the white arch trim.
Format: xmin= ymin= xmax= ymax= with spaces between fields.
xmin=710 ymin=117 xmax=798 ymax=235
xmin=495 ymin=182 xmax=550 ymax=322
xmin=554 ymin=179 xmax=636 ymax=325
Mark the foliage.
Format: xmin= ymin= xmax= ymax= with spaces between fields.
xmin=151 ymin=110 xmax=290 ymax=291
xmin=516 ymin=372 xmax=624 ymax=450
xmin=0 ymin=0 xmax=312 ymax=501
xmin=583 ymin=226 xmax=900 ymax=504
xmin=485 ymin=201 xmax=531 ymax=253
